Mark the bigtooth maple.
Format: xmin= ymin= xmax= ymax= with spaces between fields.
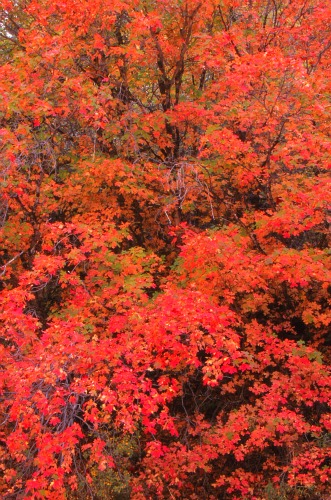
xmin=1 ymin=0 xmax=331 ymax=498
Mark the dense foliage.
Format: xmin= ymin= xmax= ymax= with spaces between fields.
xmin=1 ymin=0 xmax=331 ymax=498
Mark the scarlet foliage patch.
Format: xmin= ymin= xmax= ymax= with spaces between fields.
xmin=0 ymin=0 xmax=331 ymax=498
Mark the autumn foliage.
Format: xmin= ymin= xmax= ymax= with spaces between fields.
xmin=0 ymin=0 xmax=331 ymax=498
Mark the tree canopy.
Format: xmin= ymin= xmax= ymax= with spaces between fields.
xmin=0 ymin=0 xmax=331 ymax=498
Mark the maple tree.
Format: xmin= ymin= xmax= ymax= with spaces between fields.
xmin=0 ymin=0 xmax=331 ymax=498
